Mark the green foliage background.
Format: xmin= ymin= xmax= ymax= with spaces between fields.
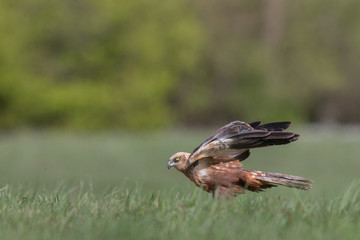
xmin=0 ymin=0 xmax=359 ymax=129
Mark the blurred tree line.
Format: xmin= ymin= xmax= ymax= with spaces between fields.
xmin=0 ymin=0 xmax=359 ymax=130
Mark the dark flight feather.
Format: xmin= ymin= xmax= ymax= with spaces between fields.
xmin=187 ymin=121 xmax=299 ymax=166
xmin=252 ymin=121 xmax=292 ymax=131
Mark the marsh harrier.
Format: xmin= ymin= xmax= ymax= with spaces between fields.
xmin=168 ymin=121 xmax=313 ymax=198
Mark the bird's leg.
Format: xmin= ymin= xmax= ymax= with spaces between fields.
xmin=213 ymin=185 xmax=234 ymax=200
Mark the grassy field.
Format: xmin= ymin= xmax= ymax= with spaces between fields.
xmin=0 ymin=126 xmax=359 ymax=239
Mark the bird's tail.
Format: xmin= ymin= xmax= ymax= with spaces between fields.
xmin=250 ymin=170 xmax=313 ymax=190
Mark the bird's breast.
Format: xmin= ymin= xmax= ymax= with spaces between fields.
xmin=186 ymin=163 xmax=213 ymax=192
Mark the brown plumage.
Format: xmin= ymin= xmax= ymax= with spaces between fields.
xmin=167 ymin=121 xmax=313 ymax=198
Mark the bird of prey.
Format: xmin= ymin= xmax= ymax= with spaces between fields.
xmin=168 ymin=121 xmax=313 ymax=198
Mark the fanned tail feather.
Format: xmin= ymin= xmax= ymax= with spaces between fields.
xmin=252 ymin=171 xmax=313 ymax=190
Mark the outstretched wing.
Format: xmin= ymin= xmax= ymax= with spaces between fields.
xmin=186 ymin=121 xmax=298 ymax=167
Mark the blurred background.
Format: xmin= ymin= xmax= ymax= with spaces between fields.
xmin=0 ymin=0 xmax=359 ymax=195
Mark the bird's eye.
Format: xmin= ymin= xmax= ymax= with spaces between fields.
xmin=174 ymin=157 xmax=180 ymax=162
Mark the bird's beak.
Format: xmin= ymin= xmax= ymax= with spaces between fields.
xmin=167 ymin=161 xmax=175 ymax=170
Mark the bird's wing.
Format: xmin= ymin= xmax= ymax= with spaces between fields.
xmin=185 ymin=121 xmax=298 ymax=168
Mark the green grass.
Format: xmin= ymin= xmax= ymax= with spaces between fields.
xmin=0 ymin=183 xmax=359 ymax=240
xmin=0 ymin=127 xmax=359 ymax=239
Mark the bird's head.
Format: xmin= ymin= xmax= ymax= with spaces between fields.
xmin=168 ymin=152 xmax=191 ymax=172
